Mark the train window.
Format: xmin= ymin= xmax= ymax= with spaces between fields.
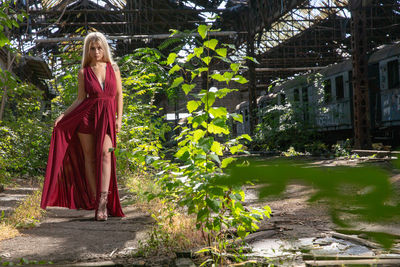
xmin=280 ymin=93 xmax=286 ymax=105
xmin=388 ymin=59 xmax=400 ymax=89
xmin=302 ymin=87 xmax=308 ymax=103
xmin=323 ymin=79 xmax=332 ymax=103
xmin=293 ymin=88 xmax=300 ymax=102
xmin=335 ymin=75 xmax=344 ymax=100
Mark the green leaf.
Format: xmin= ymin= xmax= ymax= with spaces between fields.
xmin=195 ymin=153 xmax=207 ymax=160
xmin=168 ymin=64 xmax=181 ymax=75
xmin=211 ymin=141 xmax=223 ymax=156
xmin=216 ymin=88 xmax=236 ymax=98
xmin=237 ymin=225 xmax=248 ymax=239
xmin=175 ymin=147 xmax=190 ymax=161
xmin=230 ymin=63 xmax=240 ymax=72
xmin=196 ymin=67 xmax=209 ymax=73
xmin=244 ymin=56 xmax=260 ymax=64
xmin=170 ymin=77 xmax=184 ymax=88
xmin=199 ymin=137 xmax=214 ymax=152
xmin=210 ymin=73 xmax=226 ymax=82
xmin=216 ymin=48 xmax=227 ymax=58
xmin=194 ymin=47 xmax=204 ymax=57
xmin=197 ymin=207 xmax=209 ymax=222
xmin=17 ymin=14 xmax=24 ymax=22
xmin=182 ymin=83 xmax=196 ymax=95
xmin=0 ymin=32 xmax=10 ymax=47
xmin=169 ymin=29 xmax=180 ymax=37
xmin=223 ymin=72 xmax=234 ymax=84
xmin=192 ymin=114 xmax=207 ymax=128
xmin=238 ymin=134 xmax=252 ymax=141
xmin=167 ymin=52 xmax=177 ymax=65
xmin=222 ymin=43 xmax=236 ymax=50
xmin=20 ymin=258 xmax=29 ymax=265
xmin=201 ymin=91 xmax=216 ymax=108
xmin=209 ymin=153 xmax=221 ymax=164
xmin=196 ymin=248 xmax=212 ymax=254
xmin=209 ymin=107 xmax=227 ymax=119
xmin=187 ymin=100 xmax=201 ymax=113
xmin=233 ymin=75 xmax=248 ymax=84
xmin=198 ymin=25 xmax=209 ymax=39
xmin=221 ymin=157 xmax=235 ymax=168
xmin=206 ymin=198 xmax=221 ymax=213
xmin=0 ymin=12 xmax=7 ymax=20
xmin=202 ymin=56 xmax=212 ymax=65
xmin=208 ymin=123 xmax=229 ymax=135
xmin=204 ymin=39 xmax=218 ymax=50
xmin=230 ymin=113 xmax=243 ymax=123
xmin=11 ymin=20 xmax=19 ymax=28
xmin=230 ymin=144 xmax=243 ymax=154
xmin=209 ymin=187 xmax=225 ymax=197
xmin=186 ymin=53 xmax=195 ymax=62
xmin=213 ymin=217 xmax=222 ymax=232
xmin=191 ymin=71 xmax=198 ymax=80
xmin=193 ymin=129 xmax=205 ymax=142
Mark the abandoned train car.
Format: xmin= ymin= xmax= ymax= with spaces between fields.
xmin=236 ymin=43 xmax=400 ymax=145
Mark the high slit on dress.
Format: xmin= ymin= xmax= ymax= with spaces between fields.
xmin=41 ymin=62 xmax=125 ymax=217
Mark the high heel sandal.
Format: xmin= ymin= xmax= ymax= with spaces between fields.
xmin=96 ymin=191 xmax=108 ymax=221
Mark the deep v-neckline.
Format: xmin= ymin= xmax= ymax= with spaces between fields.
xmin=90 ymin=63 xmax=107 ymax=90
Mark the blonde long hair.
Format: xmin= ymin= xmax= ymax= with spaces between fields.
xmin=81 ymin=32 xmax=114 ymax=68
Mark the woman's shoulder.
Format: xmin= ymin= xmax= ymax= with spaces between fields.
xmin=111 ymin=63 xmax=120 ymax=72
xmin=78 ymin=68 xmax=85 ymax=76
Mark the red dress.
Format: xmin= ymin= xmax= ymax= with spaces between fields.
xmin=41 ymin=62 xmax=125 ymax=217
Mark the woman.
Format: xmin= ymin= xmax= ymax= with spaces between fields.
xmin=41 ymin=32 xmax=125 ymax=220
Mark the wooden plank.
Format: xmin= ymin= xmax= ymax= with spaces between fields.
xmin=305 ymin=259 xmax=400 ymax=266
xmin=303 ymin=254 xmax=400 ymax=261
xmin=331 ymin=232 xmax=380 ymax=249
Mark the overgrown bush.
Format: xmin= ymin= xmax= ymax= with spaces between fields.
xmin=0 ymin=78 xmax=51 ymax=176
xmin=255 ymin=101 xmax=319 ymax=152
xmin=116 ymin=48 xmax=171 ymax=177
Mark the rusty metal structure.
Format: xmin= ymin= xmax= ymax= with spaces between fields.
xmin=7 ymin=0 xmax=400 ymax=147
xmin=350 ymin=0 xmax=371 ymax=149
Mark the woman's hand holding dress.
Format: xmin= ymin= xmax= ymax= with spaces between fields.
xmin=115 ymin=118 xmax=122 ymax=133
xmin=54 ymin=114 xmax=64 ymax=127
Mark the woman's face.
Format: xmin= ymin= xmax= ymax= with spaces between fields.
xmin=89 ymin=41 xmax=104 ymax=63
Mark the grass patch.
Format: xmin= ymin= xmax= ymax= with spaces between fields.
xmin=0 ymin=185 xmax=45 ymax=241
xmin=7 ymin=189 xmax=45 ymax=228
xmin=123 ymin=172 xmax=206 ymax=257
xmin=0 ymin=222 xmax=19 ymax=241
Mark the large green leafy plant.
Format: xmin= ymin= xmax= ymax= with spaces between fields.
xmin=153 ymin=25 xmax=271 ymax=264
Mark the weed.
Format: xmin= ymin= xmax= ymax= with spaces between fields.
xmin=0 ymin=187 xmax=45 ymax=241
xmin=282 ymin=147 xmax=303 ymax=157
xmin=125 ymin=173 xmax=205 ymax=257
xmin=0 ymin=222 xmax=19 ymax=241
xmin=7 ymin=189 xmax=45 ymax=228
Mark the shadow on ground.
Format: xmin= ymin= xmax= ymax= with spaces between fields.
xmin=0 ymin=187 xmax=154 ymax=264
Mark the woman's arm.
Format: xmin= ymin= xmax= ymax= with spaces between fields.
xmin=114 ymin=64 xmax=123 ymax=133
xmin=54 ymin=69 xmax=86 ymax=127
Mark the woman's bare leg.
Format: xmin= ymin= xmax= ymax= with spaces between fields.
xmin=101 ymin=134 xmax=113 ymax=193
xmin=95 ymin=134 xmax=113 ymax=221
xmin=77 ymin=133 xmax=96 ymax=199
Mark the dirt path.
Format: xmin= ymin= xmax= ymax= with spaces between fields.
xmin=1 ymin=158 xmax=400 ymax=266
xmin=0 ymin=186 xmax=154 ymax=265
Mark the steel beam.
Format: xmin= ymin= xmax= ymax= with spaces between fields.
xmin=350 ymin=0 xmax=371 ymax=149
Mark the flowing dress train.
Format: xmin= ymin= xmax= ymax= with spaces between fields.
xmin=41 ymin=62 xmax=124 ymax=217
